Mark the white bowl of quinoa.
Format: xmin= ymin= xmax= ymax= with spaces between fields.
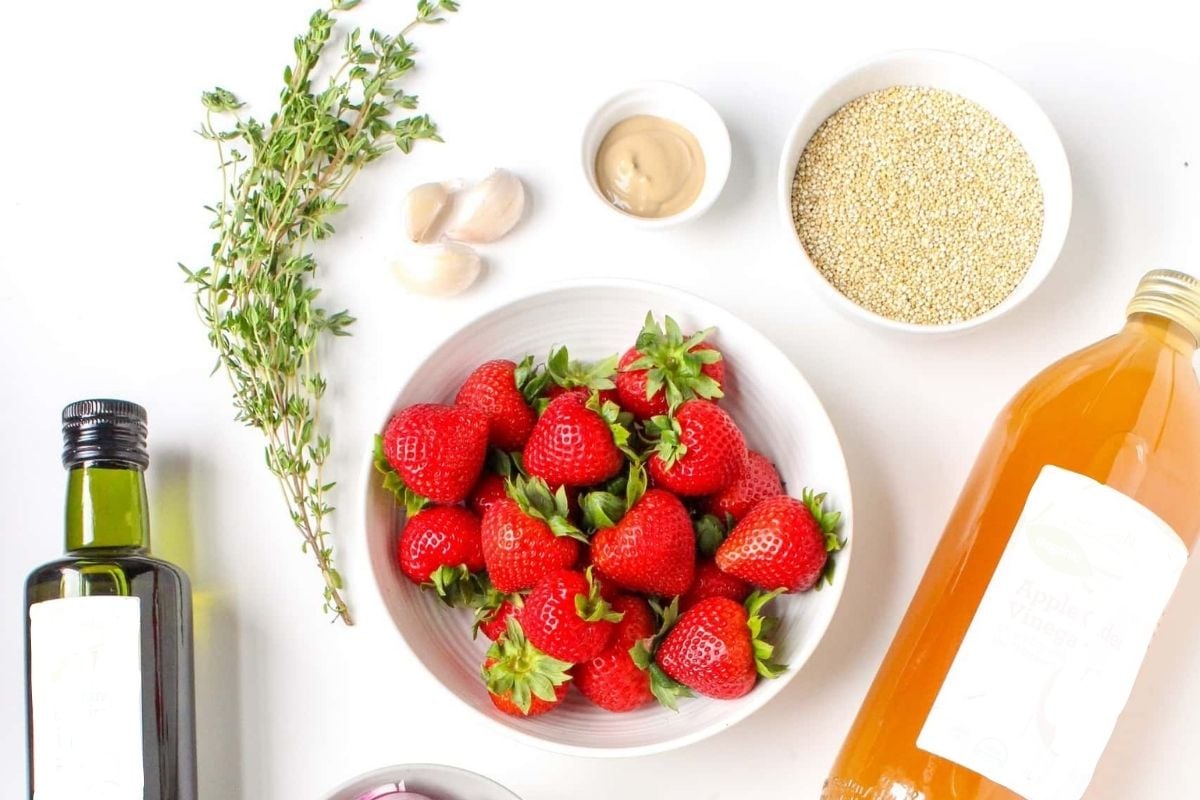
xmin=778 ymin=49 xmax=1072 ymax=333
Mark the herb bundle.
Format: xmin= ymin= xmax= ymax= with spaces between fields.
xmin=182 ymin=0 xmax=458 ymax=624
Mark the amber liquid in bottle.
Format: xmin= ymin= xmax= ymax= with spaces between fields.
xmin=825 ymin=278 xmax=1200 ymax=799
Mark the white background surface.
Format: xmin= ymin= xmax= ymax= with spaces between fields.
xmin=1 ymin=1 xmax=1197 ymax=798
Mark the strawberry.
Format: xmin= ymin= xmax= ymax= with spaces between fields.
xmin=382 ymin=404 xmax=488 ymax=505
xmin=455 ymin=357 xmax=546 ymax=451
xmin=647 ymin=400 xmax=747 ymax=497
xmin=483 ymin=618 xmax=573 ymax=717
xmin=655 ymin=592 xmax=785 ymax=700
xmin=476 ymin=595 xmax=524 ymax=642
xmin=468 ymin=472 xmax=509 ymax=518
xmin=680 ymin=558 xmax=752 ymax=612
xmin=615 ymin=313 xmax=725 ymax=419
xmin=523 ymin=391 xmax=630 ymax=488
xmin=396 ymin=505 xmax=484 ymax=588
xmin=480 ymin=476 xmax=584 ymax=593
xmin=543 ymin=345 xmax=621 ymax=410
xmin=585 ymin=465 xmax=695 ymax=598
xmin=716 ymin=490 xmax=844 ymax=593
xmin=573 ymin=595 xmax=657 ymax=712
xmin=701 ymin=450 xmax=785 ymax=522
xmin=523 ymin=568 xmax=622 ymax=663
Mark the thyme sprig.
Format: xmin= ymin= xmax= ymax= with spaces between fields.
xmin=181 ymin=0 xmax=459 ymax=625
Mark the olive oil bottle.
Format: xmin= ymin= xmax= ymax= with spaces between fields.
xmin=24 ymin=400 xmax=197 ymax=800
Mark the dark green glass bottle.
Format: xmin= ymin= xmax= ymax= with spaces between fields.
xmin=25 ymin=400 xmax=197 ymax=800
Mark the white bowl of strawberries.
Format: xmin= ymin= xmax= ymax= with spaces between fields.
xmin=364 ymin=279 xmax=853 ymax=757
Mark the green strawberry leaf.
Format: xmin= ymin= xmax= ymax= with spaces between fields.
xmin=622 ymin=313 xmax=724 ymax=413
xmin=802 ymin=487 xmax=843 ymax=542
xmin=373 ymin=434 xmax=430 ymax=517
xmin=630 ymin=639 xmax=654 ymax=671
xmin=546 ymin=345 xmax=619 ymax=392
xmin=487 ymin=448 xmax=523 ymax=480
xmin=471 ymin=579 xmax=525 ymax=638
xmin=645 ymin=414 xmax=686 ymax=467
xmin=816 ymin=557 xmax=837 ymax=591
xmin=801 ymin=487 xmax=845 ymax=590
xmin=575 ymin=567 xmax=625 ymax=623
xmin=695 ymin=513 xmax=733 ymax=557
xmin=581 ymin=490 xmax=625 ymax=530
xmin=507 ymin=475 xmax=588 ymax=543
xmin=515 ymin=354 xmax=552 ymax=404
xmin=483 ymin=618 xmax=573 ymax=715
xmin=628 ymin=638 xmax=693 ymax=711
xmin=744 ymin=590 xmax=788 ymax=679
xmin=428 ymin=564 xmax=487 ymax=609
xmin=648 ymin=662 xmax=693 ymax=711
xmin=586 ymin=391 xmax=639 ymax=461
xmin=624 ymin=460 xmax=648 ymax=507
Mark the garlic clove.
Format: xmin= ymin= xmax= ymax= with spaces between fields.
xmin=404 ymin=181 xmax=455 ymax=244
xmin=443 ymin=169 xmax=526 ymax=243
xmin=392 ymin=242 xmax=483 ymax=297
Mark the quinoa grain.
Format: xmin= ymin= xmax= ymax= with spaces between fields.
xmin=791 ymin=86 xmax=1044 ymax=325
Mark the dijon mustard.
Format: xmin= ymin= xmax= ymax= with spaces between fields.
xmin=594 ymin=115 xmax=705 ymax=218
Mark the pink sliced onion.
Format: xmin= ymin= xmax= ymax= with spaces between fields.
xmin=354 ymin=781 xmax=437 ymax=800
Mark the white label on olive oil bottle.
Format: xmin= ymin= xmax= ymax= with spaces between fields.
xmin=30 ymin=596 xmax=144 ymax=800
xmin=918 ymin=466 xmax=1187 ymax=800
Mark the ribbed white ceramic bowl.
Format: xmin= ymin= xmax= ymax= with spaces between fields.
xmin=322 ymin=763 xmax=521 ymax=800
xmin=363 ymin=279 xmax=854 ymax=757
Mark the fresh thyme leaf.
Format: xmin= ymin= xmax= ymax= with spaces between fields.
xmin=182 ymin=0 xmax=458 ymax=625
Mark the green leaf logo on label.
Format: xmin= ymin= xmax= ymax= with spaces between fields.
xmin=1026 ymin=523 xmax=1093 ymax=576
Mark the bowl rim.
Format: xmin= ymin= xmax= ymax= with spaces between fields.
xmin=581 ymin=80 xmax=733 ymax=230
xmin=320 ymin=762 xmax=522 ymax=800
xmin=776 ymin=47 xmax=1074 ymax=335
xmin=360 ymin=276 xmax=855 ymax=758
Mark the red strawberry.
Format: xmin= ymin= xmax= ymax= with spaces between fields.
xmin=476 ymin=595 xmax=523 ymax=642
xmin=480 ymin=477 xmax=583 ymax=593
xmin=383 ymin=404 xmax=488 ymax=504
xmin=573 ymin=595 xmax=656 ymax=712
xmin=679 ymin=558 xmax=752 ymax=612
xmin=589 ymin=488 xmax=696 ymax=598
xmin=647 ymin=400 xmax=747 ymax=497
xmin=716 ymin=491 xmax=844 ymax=593
xmin=615 ymin=313 xmax=726 ymax=420
xmin=523 ymin=568 xmax=622 ymax=663
xmin=523 ymin=392 xmax=629 ymax=488
xmin=655 ymin=592 xmax=785 ymax=700
xmin=469 ymin=472 xmax=509 ymax=518
xmin=483 ymin=618 xmax=573 ymax=717
xmin=701 ymin=450 xmax=785 ymax=522
xmin=396 ymin=506 xmax=484 ymax=584
xmin=455 ymin=357 xmax=545 ymax=451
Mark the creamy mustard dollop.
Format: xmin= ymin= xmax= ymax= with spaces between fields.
xmin=594 ymin=114 xmax=705 ymax=218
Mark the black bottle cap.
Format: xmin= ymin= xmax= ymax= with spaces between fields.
xmin=61 ymin=399 xmax=149 ymax=469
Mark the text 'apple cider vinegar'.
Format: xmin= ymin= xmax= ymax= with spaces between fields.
xmin=824 ymin=270 xmax=1200 ymax=800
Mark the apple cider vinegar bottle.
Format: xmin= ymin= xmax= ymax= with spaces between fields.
xmin=824 ymin=270 xmax=1200 ymax=800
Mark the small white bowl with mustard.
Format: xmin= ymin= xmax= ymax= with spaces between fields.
xmin=582 ymin=81 xmax=731 ymax=228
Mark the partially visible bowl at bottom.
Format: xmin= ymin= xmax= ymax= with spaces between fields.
xmin=322 ymin=763 xmax=521 ymax=800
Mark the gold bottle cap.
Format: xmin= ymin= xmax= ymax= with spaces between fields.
xmin=1127 ymin=269 xmax=1200 ymax=343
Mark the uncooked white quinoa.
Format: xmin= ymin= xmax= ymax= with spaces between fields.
xmin=791 ymin=86 xmax=1044 ymax=325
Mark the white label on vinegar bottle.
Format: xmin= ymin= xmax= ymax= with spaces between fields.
xmin=30 ymin=595 xmax=144 ymax=800
xmin=917 ymin=465 xmax=1187 ymax=800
